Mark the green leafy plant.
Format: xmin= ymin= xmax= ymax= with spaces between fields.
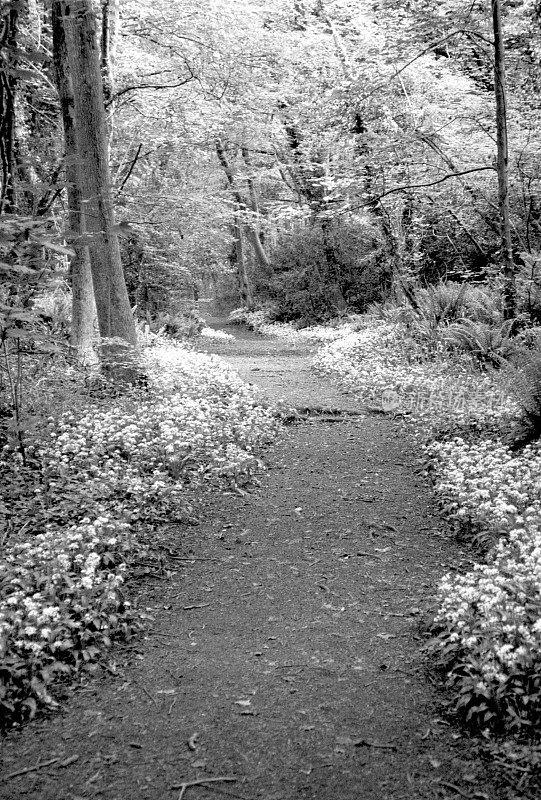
xmin=444 ymin=318 xmax=518 ymax=368
xmin=504 ymin=352 xmax=541 ymax=447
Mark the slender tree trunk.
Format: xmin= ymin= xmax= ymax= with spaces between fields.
xmin=100 ymin=0 xmax=119 ymax=149
xmin=233 ymin=221 xmax=253 ymax=309
xmin=0 ymin=4 xmax=18 ymax=214
xmin=100 ymin=0 xmax=118 ymax=104
xmin=492 ymin=0 xmax=516 ymax=319
xmin=216 ymin=140 xmax=264 ymax=300
xmin=51 ymin=0 xmax=98 ymax=365
xmin=61 ymin=0 xmax=137 ymax=374
xmin=216 ymin=140 xmax=270 ymax=273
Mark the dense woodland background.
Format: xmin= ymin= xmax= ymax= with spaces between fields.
xmin=3 ymin=0 xmax=541 ymax=353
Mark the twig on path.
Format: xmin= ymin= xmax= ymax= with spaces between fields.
xmin=99 ymin=660 xmax=123 ymax=677
xmin=353 ymin=738 xmax=397 ymax=751
xmin=130 ymin=679 xmax=158 ymax=707
xmin=434 ymin=780 xmax=479 ymax=799
xmin=172 ymin=776 xmax=238 ymax=800
xmin=168 ymin=554 xmax=220 ymax=562
xmin=3 ymin=758 xmax=60 ymax=780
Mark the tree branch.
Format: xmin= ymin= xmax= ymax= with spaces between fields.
xmin=375 ymin=167 xmax=496 ymax=200
xmin=110 ymin=76 xmax=194 ymax=104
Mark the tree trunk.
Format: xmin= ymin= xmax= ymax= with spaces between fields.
xmin=216 ymin=139 xmax=270 ymax=280
xmin=61 ymin=0 xmax=137 ymax=374
xmin=51 ymin=0 xmax=98 ymax=365
xmin=233 ymin=222 xmax=253 ymax=309
xmin=100 ymin=0 xmax=119 ymax=105
xmin=0 ymin=4 xmax=18 ymax=214
xmin=100 ymin=0 xmax=119 ymax=150
xmin=492 ymin=0 xmax=516 ymax=319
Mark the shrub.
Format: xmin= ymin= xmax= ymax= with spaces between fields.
xmin=258 ymin=218 xmax=387 ymax=323
xmin=444 ymin=319 xmax=518 ymax=368
xmin=504 ymin=352 xmax=541 ymax=447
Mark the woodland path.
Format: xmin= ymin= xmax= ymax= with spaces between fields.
xmin=0 ymin=320 xmax=499 ymax=800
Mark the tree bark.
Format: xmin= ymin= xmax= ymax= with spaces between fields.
xmin=233 ymin=221 xmax=253 ymax=309
xmin=216 ymin=140 xmax=267 ymax=300
xmin=52 ymin=0 xmax=98 ymax=365
xmin=492 ymin=0 xmax=516 ymax=319
xmin=100 ymin=0 xmax=118 ymax=105
xmin=0 ymin=3 xmax=18 ymax=214
xmin=60 ymin=0 xmax=137 ymax=373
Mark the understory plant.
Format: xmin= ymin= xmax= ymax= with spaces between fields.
xmin=428 ymin=436 xmax=541 ymax=733
xmin=1 ymin=337 xmax=279 ymax=726
xmin=313 ymin=306 xmax=541 ymax=736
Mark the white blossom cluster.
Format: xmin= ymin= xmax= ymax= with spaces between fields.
xmin=199 ymin=327 xmax=235 ymax=340
xmin=310 ymin=316 xmax=541 ymax=727
xmin=429 ymin=436 xmax=541 ymax=717
xmin=0 ymin=515 xmax=132 ymax=709
xmin=313 ymin=321 xmax=518 ymax=429
xmin=0 ymin=340 xmax=280 ymax=721
xmin=40 ymin=343 xmax=279 ymax=497
xmin=257 ymin=320 xmax=360 ymax=342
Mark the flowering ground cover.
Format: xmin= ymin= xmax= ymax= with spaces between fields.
xmin=0 ymin=339 xmax=280 ymax=727
xmin=312 ymin=316 xmax=541 ymax=736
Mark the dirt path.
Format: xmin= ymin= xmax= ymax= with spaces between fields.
xmin=0 ymin=323 xmax=497 ymax=800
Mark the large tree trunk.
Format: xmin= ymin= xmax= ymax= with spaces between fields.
xmin=492 ymin=0 xmax=516 ymax=319
xmin=51 ymin=0 xmax=98 ymax=365
xmin=60 ymin=0 xmax=137 ymax=374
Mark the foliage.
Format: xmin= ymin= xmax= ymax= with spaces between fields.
xmin=256 ymin=220 xmax=386 ymax=324
xmin=314 ymin=317 xmax=518 ymax=434
xmin=443 ymin=319 xmax=519 ymax=368
xmin=505 ymin=352 xmax=541 ymax=447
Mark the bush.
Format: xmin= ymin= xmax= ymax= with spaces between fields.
xmin=258 ymin=218 xmax=387 ymax=323
xmin=444 ymin=319 xmax=518 ymax=368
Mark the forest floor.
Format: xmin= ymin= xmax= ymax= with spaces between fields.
xmin=0 ymin=319 xmax=509 ymax=800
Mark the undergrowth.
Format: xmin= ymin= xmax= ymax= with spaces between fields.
xmin=0 ymin=337 xmax=279 ymax=727
xmin=309 ymin=288 xmax=541 ymax=785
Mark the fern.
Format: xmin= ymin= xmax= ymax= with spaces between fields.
xmin=444 ymin=319 xmax=518 ymax=368
xmin=505 ymin=352 xmax=541 ymax=447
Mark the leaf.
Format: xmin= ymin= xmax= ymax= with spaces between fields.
xmin=22 ymin=697 xmax=37 ymax=719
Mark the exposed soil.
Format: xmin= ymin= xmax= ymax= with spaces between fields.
xmin=0 ymin=320 xmax=504 ymax=800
